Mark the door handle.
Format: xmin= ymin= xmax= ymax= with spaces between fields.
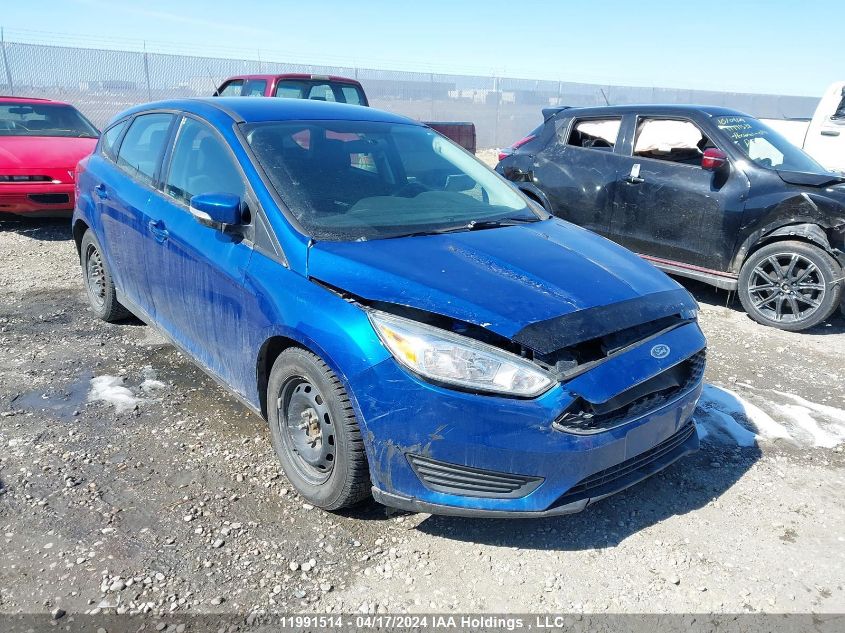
xmin=147 ymin=219 xmax=169 ymax=243
xmin=821 ymin=130 xmax=840 ymax=137
xmin=94 ymin=184 xmax=108 ymax=199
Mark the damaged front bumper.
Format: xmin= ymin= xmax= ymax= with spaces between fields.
xmin=351 ymin=321 xmax=706 ymax=516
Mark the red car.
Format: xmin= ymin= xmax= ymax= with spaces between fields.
xmin=214 ymin=74 xmax=368 ymax=105
xmin=0 ymin=97 xmax=99 ymax=216
xmin=214 ymin=74 xmax=476 ymax=154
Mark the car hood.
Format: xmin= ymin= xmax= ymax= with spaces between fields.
xmin=777 ymin=169 xmax=845 ymax=188
xmin=308 ymin=219 xmax=696 ymax=352
xmin=0 ymin=136 xmax=97 ymax=170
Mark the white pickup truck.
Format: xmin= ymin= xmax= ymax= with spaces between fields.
xmin=762 ymin=81 xmax=845 ymax=174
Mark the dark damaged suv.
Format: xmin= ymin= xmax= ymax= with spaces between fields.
xmin=497 ymin=105 xmax=845 ymax=331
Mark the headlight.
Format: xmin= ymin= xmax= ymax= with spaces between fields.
xmin=368 ymin=310 xmax=553 ymax=397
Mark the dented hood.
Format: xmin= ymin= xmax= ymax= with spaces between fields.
xmin=308 ymin=219 xmax=695 ymax=350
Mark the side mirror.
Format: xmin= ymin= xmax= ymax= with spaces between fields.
xmin=189 ymin=193 xmax=242 ymax=230
xmin=702 ymin=148 xmax=728 ymax=171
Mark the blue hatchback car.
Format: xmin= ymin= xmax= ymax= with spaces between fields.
xmin=73 ymin=98 xmax=706 ymax=517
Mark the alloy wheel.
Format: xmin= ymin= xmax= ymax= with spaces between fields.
xmin=747 ymin=252 xmax=826 ymax=323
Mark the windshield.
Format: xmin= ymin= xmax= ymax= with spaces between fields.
xmin=0 ymin=102 xmax=99 ymax=138
xmin=714 ymin=115 xmax=827 ymax=174
xmin=244 ymin=120 xmax=537 ymax=241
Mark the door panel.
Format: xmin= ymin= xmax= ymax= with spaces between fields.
xmin=146 ymin=117 xmax=254 ymax=393
xmin=609 ymin=117 xmax=747 ymax=272
xmin=532 ymin=117 xmax=627 ymax=236
xmin=98 ymin=113 xmax=174 ymax=316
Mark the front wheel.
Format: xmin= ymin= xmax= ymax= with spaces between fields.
xmin=738 ymin=240 xmax=842 ymax=331
xmin=267 ymin=348 xmax=371 ymax=510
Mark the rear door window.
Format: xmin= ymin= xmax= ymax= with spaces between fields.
xmin=116 ymin=113 xmax=174 ymax=185
xmin=633 ymin=118 xmax=713 ymax=166
xmin=164 ymin=117 xmax=245 ymax=205
xmin=217 ymin=80 xmax=243 ymax=96
xmin=566 ymin=118 xmax=621 ymax=150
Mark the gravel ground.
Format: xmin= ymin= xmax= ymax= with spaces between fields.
xmin=1 ymin=217 xmax=844 ymax=618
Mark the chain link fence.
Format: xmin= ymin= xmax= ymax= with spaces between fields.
xmin=0 ymin=39 xmax=819 ymax=149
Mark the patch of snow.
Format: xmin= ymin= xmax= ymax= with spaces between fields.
xmin=88 ymin=376 xmax=141 ymax=413
xmin=777 ymin=404 xmax=843 ymax=449
xmin=695 ymin=386 xmax=760 ymax=447
xmin=771 ymin=390 xmax=845 ymax=425
xmin=140 ymin=379 xmax=166 ymax=392
xmin=695 ymin=384 xmax=792 ymax=447
xmin=695 ymin=384 xmax=845 ymax=449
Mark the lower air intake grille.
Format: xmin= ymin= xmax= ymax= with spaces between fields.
xmin=28 ymin=193 xmax=70 ymax=205
xmin=0 ymin=175 xmax=52 ymax=183
xmin=407 ymin=454 xmax=543 ymax=499
xmin=556 ymin=422 xmax=696 ymax=505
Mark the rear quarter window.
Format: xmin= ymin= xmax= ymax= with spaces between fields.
xmin=116 ymin=113 xmax=174 ymax=185
xmin=99 ymin=119 xmax=128 ymax=161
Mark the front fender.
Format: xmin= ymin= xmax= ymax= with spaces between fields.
xmin=730 ymin=189 xmax=845 ymax=271
xmin=516 ymin=183 xmax=553 ymax=211
xmin=244 ymin=248 xmax=391 ymax=415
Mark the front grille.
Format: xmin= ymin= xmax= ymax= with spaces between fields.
xmin=28 ymin=193 xmax=69 ymax=205
xmin=554 ymin=350 xmax=705 ymax=434
xmin=407 ymin=454 xmax=543 ymax=498
xmin=555 ymin=422 xmax=696 ymax=505
xmin=0 ymin=175 xmax=53 ymax=183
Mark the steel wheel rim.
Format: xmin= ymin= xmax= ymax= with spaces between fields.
xmin=747 ymin=252 xmax=825 ymax=324
xmin=276 ymin=377 xmax=335 ymax=485
xmin=85 ymin=244 xmax=107 ymax=308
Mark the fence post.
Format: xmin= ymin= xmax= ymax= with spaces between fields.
xmin=143 ymin=41 xmax=152 ymax=101
xmin=1 ymin=28 xmax=14 ymax=95
xmin=494 ymin=76 xmax=500 ymax=148
xmin=429 ymin=72 xmax=434 ymax=119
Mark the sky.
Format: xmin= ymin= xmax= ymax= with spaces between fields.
xmin=5 ymin=0 xmax=843 ymax=97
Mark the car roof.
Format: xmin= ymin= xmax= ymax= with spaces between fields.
xmin=112 ymin=97 xmax=419 ymax=127
xmin=225 ymin=73 xmax=362 ymax=85
xmin=0 ymin=96 xmax=72 ymax=106
xmin=551 ymin=104 xmax=750 ymax=119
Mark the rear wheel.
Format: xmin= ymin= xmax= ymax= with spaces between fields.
xmin=738 ymin=240 xmax=842 ymax=331
xmin=80 ymin=230 xmax=130 ymax=322
xmin=267 ymin=348 xmax=371 ymax=510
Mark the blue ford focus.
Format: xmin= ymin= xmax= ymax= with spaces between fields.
xmin=73 ymin=98 xmax=705 ymax=517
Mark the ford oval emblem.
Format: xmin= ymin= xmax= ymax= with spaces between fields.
xmin=650 ymin=344 xmax=670 ymax=359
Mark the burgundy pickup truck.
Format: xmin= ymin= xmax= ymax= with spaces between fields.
xmin=214 ymin=73 xmax=476 ymax=154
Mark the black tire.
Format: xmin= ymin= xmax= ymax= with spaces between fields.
xmin=267 ymin=347 xmax=371 ymax=510
xmin=80 ymin=230 xmax=131 ymax=322
xmin=738 ymin=240 xmax=843 ymax=332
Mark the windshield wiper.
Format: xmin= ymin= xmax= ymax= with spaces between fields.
xmin=466 ymin=216 xmax=543 ymax=230
xmin=381 ymin=215 xmax=544 ymax=240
